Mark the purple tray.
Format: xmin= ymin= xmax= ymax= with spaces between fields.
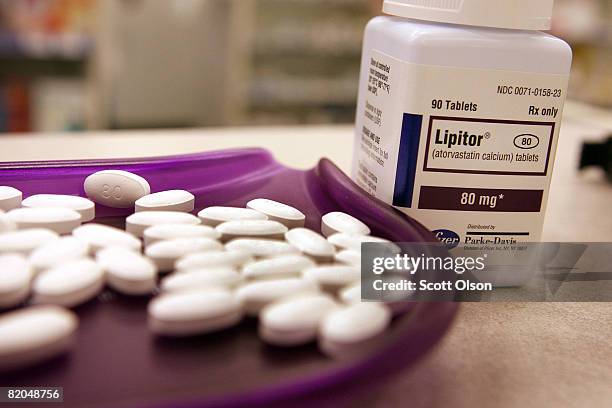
xmin=0 ymin=148 xmax=458 ymax=408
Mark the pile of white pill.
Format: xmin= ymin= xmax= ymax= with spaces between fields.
xmin=0 ymin=170 xmax=395 ymax=372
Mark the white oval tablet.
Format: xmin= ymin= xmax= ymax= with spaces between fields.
xmin=198 ymin=206 xmax=268 ymax=227
xmin=334 ymin=249 xmax=361 ymax=266
xmin=216 ymin=220 xmax=288 ymax=241
xmin=126 ymin=211 xmax=201 ymax=238
xmin=96 ymin=247 xmax=157 ymax=295
xmin=135 ymin=190 xmax=195 ymax=213
xmin=242 ymin=254 xmax=316 ymax=281
xmin=339 ymin=283 xmax=361 ymax=304
xmin=84 ymin=170 xmax=150 ymax=209
xmin=21 ymin=194 xmax=96 ymax=222
xmin=319 ymin=303 xmax=391 ymax=357
xmin=284 ymin=228 xmax=335 ymax=261
xmin=225 ymin=238 xmax=300 ymax=258
xmin=161 ymin=268 xmax=242 ymax=292
xmin=235 ymin=278 xmax=319 ymax=316
xmin=143 ymin=224 xmax=221 ymax=247
xmin=0 ymin=213 xmax=17 ymax=234
xmin=7 ymin=207 xmax=82 ymax=234
xmin=303 ymin=265 xmax=360 ymax=293
xmin=0 ymin=254 xmax=32 ymax=309
xmin=72 ymin=223 xmax=142 ymax=254
xmin=0 ymin=306 xmax=77 ymax=372
xmin=327 ymin=233 xmax=391 ymax=251
xmin=246 ymin=199 xmax=306 ymax=228
xmin=33 ymin=259 xmax=105 ymax=308
xmin=0 ymin=186 xmax=22 ymax=212
xmin=259 ymin=294 xmax=338 ymax=346
xmin=148 ymin=287 xmax=243 ymax=336
xmin=145 ymin=238 xmax=223 ymax=272
xmin=0 ymin=229 xmax=59 ymax=255
xmin=176 ymin=250 xmax=253 ymax=271
xmin=321 ymin=212 xmax=371 ymax=237
xmin=29 ymin=237 xmax=90 ymax=274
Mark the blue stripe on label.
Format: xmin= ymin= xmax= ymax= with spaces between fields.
xmin=393 ymin=113 xmax=423 ymax=208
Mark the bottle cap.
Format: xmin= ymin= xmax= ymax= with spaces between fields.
xmin=383 ymin=0 xmax=554 ymax=30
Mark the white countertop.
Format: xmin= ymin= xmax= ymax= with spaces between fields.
xmin=0 ymin=103 xmax=611 ymax=407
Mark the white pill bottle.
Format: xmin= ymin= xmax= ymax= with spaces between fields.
xmin=352 ymin=0 xmax=572 ymax=245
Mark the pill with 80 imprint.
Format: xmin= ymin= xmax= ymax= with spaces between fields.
xmin=84 ymin=170 xmax=150 ymax=208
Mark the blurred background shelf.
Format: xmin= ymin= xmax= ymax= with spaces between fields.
xmin=0 ymin=32 xmax=92 ymax=60
xmin=0 ymin=0 xmax=94 ymax=132
xmin=553 ymin=0 xmax=612 ymax=108
xmin=0 ymin=0 xmax=609 ymax=134
xmin=246 ymin=0 xmax=370 ymax=125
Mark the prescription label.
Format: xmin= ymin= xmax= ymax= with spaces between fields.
xmin=352 ymin=50 xmax=569 ymax=243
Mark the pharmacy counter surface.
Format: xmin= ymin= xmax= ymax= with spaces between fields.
xmin=0 ymin=108 xmax=611 ymax=408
